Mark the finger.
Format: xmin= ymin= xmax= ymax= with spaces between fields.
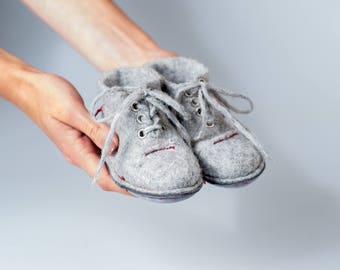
xmin=69 ymin=135 xmax=129 ymax=195
xmin=80 ymin=150 xmax=131 ymax=195
xmin=71 ymin=107 xmax=119 ymax=151
xmin=96 ymin=167 xmax=132 ymax=196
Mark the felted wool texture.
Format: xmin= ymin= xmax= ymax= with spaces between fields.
xmin=194 ymin=130 xmax=265 ymax=185
xmin=146 ymin=57 xmax=215 ymax=140
xmin=98 ymin=67 xmax=162 ymax=92
xmin=146 ymin=57 xmax=265 ymax=185
xmin=93 ymin=67 xmax=202 ymax=198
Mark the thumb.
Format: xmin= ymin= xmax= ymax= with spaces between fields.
xmin=71 ymin=108 xmax=119 ymax=151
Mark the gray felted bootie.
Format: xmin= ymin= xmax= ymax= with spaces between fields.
xmin=90 ymin=67 xmax=202 ymax=202
xmin=146 ymin=57 xmax=266 ymax=187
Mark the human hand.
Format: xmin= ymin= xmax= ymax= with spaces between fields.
xmin=1 ymin=48 xmax=175 ymax=196
xmin=23 ymin=72 xmax=129 ymax=195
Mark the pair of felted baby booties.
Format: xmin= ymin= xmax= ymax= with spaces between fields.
xmin=91 ymin=57 xmax=266 ymax=203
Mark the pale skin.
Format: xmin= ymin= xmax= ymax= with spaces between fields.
xmin=0 ymin=0 xmax=175 ymax=195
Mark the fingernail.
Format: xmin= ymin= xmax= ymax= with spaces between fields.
xmin=111 ymin=134 xmax=119 ymax=153
xmin=109 ymin=137 xmax=118 ymax=154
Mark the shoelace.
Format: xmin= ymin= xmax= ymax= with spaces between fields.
xmin=90 ymin=86 xmax=191 ymax=183
xmin=175 ymin=78 xmax=267 ymax=157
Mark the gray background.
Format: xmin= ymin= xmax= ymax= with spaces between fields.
xmin=1 ymin=1 xmax=340 ymax=269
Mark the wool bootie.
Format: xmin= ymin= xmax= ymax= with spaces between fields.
xmin=90 ymin=67 xmax=202 ymax=202
xmin=146 ymin=57 xmax=266 ymax=187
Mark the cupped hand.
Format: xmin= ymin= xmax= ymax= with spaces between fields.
xmin=25 ymin=72 xmax=129 ymax=195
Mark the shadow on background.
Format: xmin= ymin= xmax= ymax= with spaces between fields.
xmin=237 ymin=155 xmax=340 ymax=257
xmin=123 ymin=0 xmax=340 ymax=258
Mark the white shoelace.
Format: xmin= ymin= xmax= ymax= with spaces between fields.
xmin=175 ymin=79 xmax=267 ymax=157
xmin=90 ymin=86 xmax=191 ymax=183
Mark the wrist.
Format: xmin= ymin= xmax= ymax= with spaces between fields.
xmin=0 ymin=50 xmax=50 ymax=123
xmin=0 ymin=49 xmax=39 ymax=107
xmin=123 ymin=47 xmax=176 ymax=68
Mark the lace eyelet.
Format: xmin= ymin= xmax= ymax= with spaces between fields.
xmin=198 ymin=77 xmax=206 ymax=83
xmin=191 ymin=98 xmax=199 ymax=107
xmin=161 ymin=84 xmax=168 ymax=92
xmin=196 ymin=107 xmax=202 ymax=116
xmin=161 ymin=126 xmax=166 ymax=131
xmin=138 ymin=129 xmax=146 ymax=138
xmin=137 ymin=114 xmax=144 ymax=124
xmin=206 ymin=121 xmax=215 ymax=128
xmin=185 ymin=91 xmax=192 ymax=97
xmin=131 ymin=102 xmax=139 ymax=112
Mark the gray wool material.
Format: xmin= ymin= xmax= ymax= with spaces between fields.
xmin=145 ymin=57 xmax=266 ymax=186
xmin=90 ymin=67 xmax=202 ymax=202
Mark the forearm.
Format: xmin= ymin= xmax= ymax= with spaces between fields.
xmin=21 ymin=0 xmax=172 ymax=71
xmin=0 ymin=49 xmax=42 ymax=116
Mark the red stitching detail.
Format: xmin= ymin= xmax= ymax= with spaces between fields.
xmin=113 ymin=168 xmax=126 ymax=182
xmin=94 ymin=105 xmax=104 ymax=117
xmin=213 ymin=132 xmax=239 ymax=145
xmin=145 ymin=146 xmax=175 ymax=157
xmin=118 ymin=175 xmax=126 ymax=181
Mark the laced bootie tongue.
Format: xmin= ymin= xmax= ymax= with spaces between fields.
xmin=175 ymin=77 xmax=267 ymax=157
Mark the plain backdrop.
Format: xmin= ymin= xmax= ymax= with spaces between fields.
xmin=1 ymin=1 xmax=340 ymax=269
